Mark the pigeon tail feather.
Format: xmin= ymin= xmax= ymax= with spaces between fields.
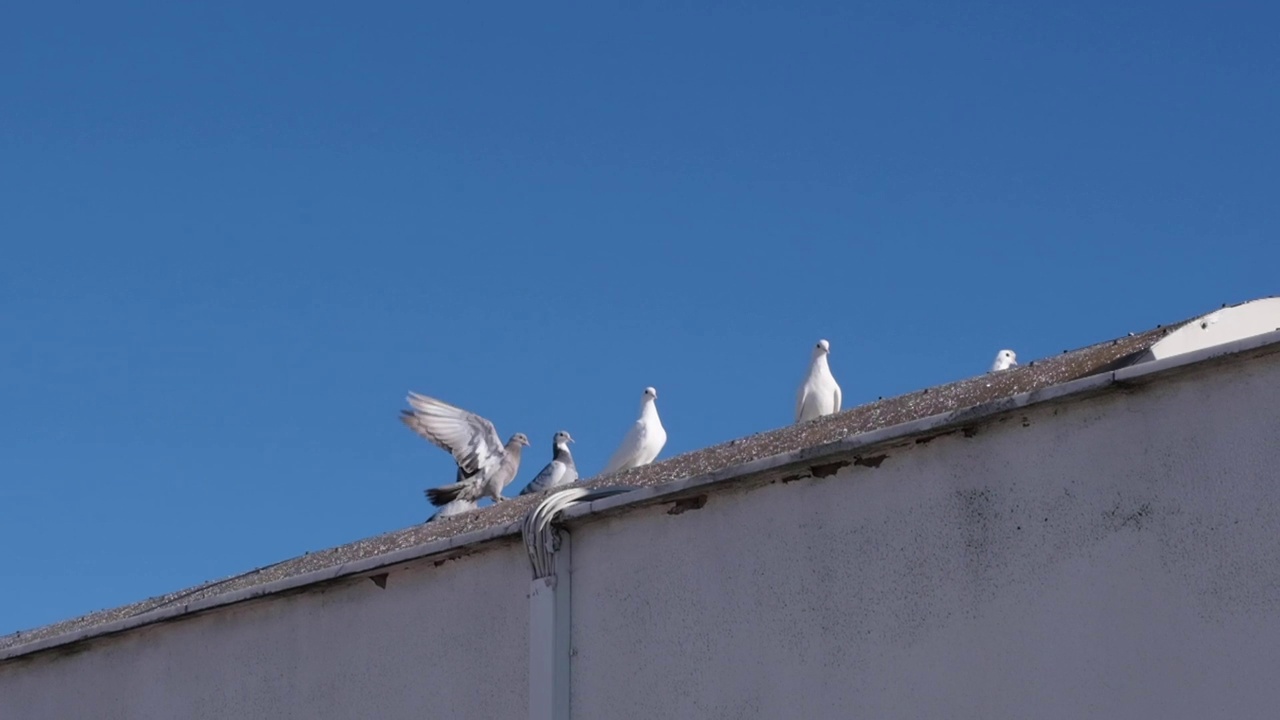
xmin=426 ymin=482 xmax=467 ymax=506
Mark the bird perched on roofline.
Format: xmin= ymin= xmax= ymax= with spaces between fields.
xmin=428 ymin=497 xmax=478 ymax=522
xmin=399 ymin=392 xmax=529 ymax=519
xmin=602 ymin=387 xmax=666 ymax=475
xmin=795 ymin=339 xmax=841 ymax=424
xmin=521 ymin=431 xmax=578 ymax=495
xmin=989 ymin=349 xmax=1018 ymax=372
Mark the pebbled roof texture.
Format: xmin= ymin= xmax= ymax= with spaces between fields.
xmin=1 ymin=318 xmax=1189 ymax=655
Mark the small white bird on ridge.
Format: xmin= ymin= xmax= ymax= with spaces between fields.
xmin=428 ymin=497 xmax=477 ymax=522
xmin=990 ymin=349 xmax=1018 ymax=372
xmin=795 ymin=339 xmax=841 ymax=424
xmin=602 ymin=387 xmax=667 ymax=475
xmin=521 ymin=431 xmax=579 ymax=495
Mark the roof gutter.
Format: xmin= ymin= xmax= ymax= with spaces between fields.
xmin=5 ymin=329 xmax=1280 ymax=664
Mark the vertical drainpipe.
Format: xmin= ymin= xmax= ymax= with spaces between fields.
xmin=522 ymin=487 xmax=633 ymax=720
xmin=527 ymin=532 xmax=572 ymax=720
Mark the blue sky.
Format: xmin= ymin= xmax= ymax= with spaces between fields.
xmin=2 ymin=1 xmax=1277 ymax=634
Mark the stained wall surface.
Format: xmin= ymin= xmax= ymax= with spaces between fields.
xmin=570 ymin=354 xmax=1280 ymax=719
xmin=0 ymin=541 xmax=530 ymax=720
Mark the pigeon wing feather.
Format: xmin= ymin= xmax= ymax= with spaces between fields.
xmin=401 ymin=392 xmax=504 ymax=478
xmin=603 ymin=421 xmax=643 ymax=474
xmin=521 ymin=460 xmax=567 ymax=495
xmin=795 ymin=384 xmax=809 ymax=423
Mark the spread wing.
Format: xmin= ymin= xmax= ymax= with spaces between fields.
xmin=401 ymin=392 xmax=504 ymax=479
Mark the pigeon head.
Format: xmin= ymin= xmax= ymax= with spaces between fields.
xmin=991 ymin=349 xmax=1018 ymax=371
xmin=810 ymin=339 xmax=832 ymax=361
xmin=643 ymin=386 xmax=658 ymax=400
xmin=553 ymin=430 xmax=574 ymax=445
xmin=510 ymin=433 xmax=531 ymax=448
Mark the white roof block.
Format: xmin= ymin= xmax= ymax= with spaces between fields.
xmin=1145 ymin=296 xmax=1280 ymax=362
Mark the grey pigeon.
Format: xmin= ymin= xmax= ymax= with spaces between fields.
xmin=400 ymin=392 xmax=530 ymax=512
xmin=795 ymin=339 xmax=842 ymax=424
xmin=520 ymin=431 xmax=578 ymax=496
xmin=602 ymin=387 xmax=667 ymax=475
xmin=989 ymin=349 xmax=1018 ymax=372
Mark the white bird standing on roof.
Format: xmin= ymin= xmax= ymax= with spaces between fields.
xmin=427 ymin=497 xmax=478 ymax=522
xmin=795 ymin=339 xmax=842 ymax=424
xmin=990 ymin=349 xmax=1018 ymax=372
xmin=601 ymin=387 xmax=667 ymax=475
xmin=399 ymin=392 xmax=530 ymax=515
xmin=520 ymin=431 xmax=579 ymax=495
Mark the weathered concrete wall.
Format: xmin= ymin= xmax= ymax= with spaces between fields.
xmin=570 ymin=354 xmax=1280 ymax=719
xmin=0 ymin=540 xmax=530 ymax=720
xmin=4 ymin=353 xmax=1279 ymax=720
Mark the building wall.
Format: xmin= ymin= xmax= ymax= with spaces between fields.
xmin=3 ymin=352 xmax=1279 ymax=719
xmin=570 ymin=354 xmax=1280 ymax=719
xmin=0 ymin=539 xmax=531 ymax=720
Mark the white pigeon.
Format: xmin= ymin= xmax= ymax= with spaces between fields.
xmin=427 ymin=497 xmax=477 ymax=522
xmin=520 ymin=431 xmax=579 ymax=495
xmin=990 ymin=349 xmax=1018 ymax=372
xmin=601 ymin=387 xmax=667 ymax=475
xmin=399 ymin=392 xmax=530 ymax=512
xmin=795 ymin=339 xmax=842 ymax=424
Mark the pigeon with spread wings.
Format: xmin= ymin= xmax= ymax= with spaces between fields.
xmin=400 ymin=392 xmax=529 ymax=516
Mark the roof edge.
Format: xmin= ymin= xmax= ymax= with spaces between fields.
xmin=6 ymin=328 xmax=1280 ymax=664
xmin=563 ymin=327 xmax=1280 ymax=522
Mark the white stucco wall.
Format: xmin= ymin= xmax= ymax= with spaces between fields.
xmin=4 ymin=351 xmax=1279 ymax=720
xmin=0 ymin=540 xmax=530 ymax=720
xmin=571 ymin=353 xmax=1280 ymax=719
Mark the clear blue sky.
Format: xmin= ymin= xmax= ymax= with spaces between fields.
xmin=2 ymin=1 xmax=1276 ymax=635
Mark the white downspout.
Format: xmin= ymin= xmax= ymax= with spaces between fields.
xmin=522 ymin=487 xmax=632 ymax=720
xmin=527 ymin=533 xmax=572 ymax=720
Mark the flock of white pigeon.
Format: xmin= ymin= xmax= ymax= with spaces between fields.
xmin=400 ymin=342 xmax=1020 ymax=522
